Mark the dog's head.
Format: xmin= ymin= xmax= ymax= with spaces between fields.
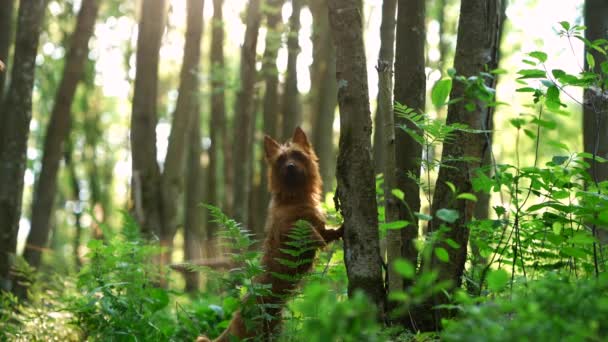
xmin=264 ymin=127 xmax=321 ymax=197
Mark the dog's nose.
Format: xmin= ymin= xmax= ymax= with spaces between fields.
xmin=286 ymin=163 xmax=296 ymax=172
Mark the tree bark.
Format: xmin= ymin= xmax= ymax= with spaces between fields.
xmin=0 ymin=0 xmax=14 ymax=100
xmin=584 ymin=0 xmax=608 ymax=191
xmin=393 ymin=0 xmax=426 ymax=277
xmin=232 ymin=0 xmax=261 ymax=225
xmin=130 ymin=0 xmax=167 ymax=239
xmin=310 ymin=0 xmax=337 ymax=194
xmin=419 ymin=0 xmax=503 ymax=331
xmin=280 ymin=0 xmax=302 ymax=140
xmin=328 ymin=0 xmax=386 ymax=317
xmin=208 ymin=0 xmax=227 ymax=240
xmin=378 ymin=61 xmax=402 ymax=300
xmin=372 ymin=0 xmax=397 ymax=176
xmin=0 ymin=0 xmax=47 ymax=293
xmin=256 ymin=0 xmax=284 ymax=235
xmin=160 ymin=0 xmax=204 ymax=261
xmin=184 ymin=103 xmax=204 ymax=292
xmin=24 ymin=0 xmax=100 ymax=271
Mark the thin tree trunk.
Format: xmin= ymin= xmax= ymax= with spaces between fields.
xmin=378 ymin=61 xmax=402 ymax=300
xmin=0 ymin=0 xmax=47 ymax=293
xmin=310 ymin=0 xmax=337 ymax=194
xmin=160 ymin=0 xmax=204 ymax=264
xmin=184 ymin=104 xmax=204 ymax=292
xmin=0 ymin=0 xmax=15 ymax=99
xmin=393 ymin=0 xmax=426 ymax=275
xmin=584 ymin=0 xmax=608 ymax=245
xmin=419 ymin=0 xmax=503 ymax=331
xmin=328 ymin=0 xmax=386 ymax=318
xmin=232 ymin=0 xmax=261 ymax=225
xmin=471 ymin=0 xmax=507 ymax=271
xmin=24 ymin=0 xmax=100 ymax=271
xmin=208 ymin=0 xmax=226 ymax=246
xmin=256 ymin=0 xmax=284 ymax=239
xmin=584 ymin=0 xmax=608 ymax=190
xmin=65 ymin=138 xmax=83 ymax=270
xmin=130 ymin=0 xmax=167 ymax=239
xmin=372 ymin=0 xmax=397 ymax=176
xmin=280 ymin=0 xmax=302 ymax=140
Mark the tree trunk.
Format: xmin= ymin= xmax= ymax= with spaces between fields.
xmin=208 ymin=0 xmax=227 ymax=243
xmin=419 ymin=0 xmax=503 ymax=331
xmin=130 ymin=0 xmax=167 ymax=239
xmin=184 ymin=104 xmax=204 ymax=292
xmin=328 ymin=0 xmax=386 ymax=317
xmin=280 ymin=0 xmax=302 ymax=140
xmin=65 ymin=138 xmax=83 ymax=270
xmin=584 ymin=0 xmax=608 ymax=196
xmin=309 ymin=0 xmax=337 ymax=194
xmin=160 ymin=0 xmax=204 ymax=263
xmin=372 ymin=0 xmax=397 ymax=176
xmin=0 ymin=0 xmax=15 ymax=99
xmin=256 ymin=0 xmax=284 ymax=235
xmin=378 ymin=61 xmax=402 ymax=300
xmin=232 ymin=0 xmax=261 ymax=225
xmin=24 ymin=0 xmax=100 ymax=271
xmin=0 ymin=0 xmax=47 ymax=293
xmin=393 ymin=0 xmax=426 ymax=277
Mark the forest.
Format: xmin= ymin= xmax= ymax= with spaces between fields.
xmin=0 ymin=0 xmax=607 ymax=340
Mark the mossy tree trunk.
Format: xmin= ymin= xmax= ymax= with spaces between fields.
xmin=328 ymin=0 xmax=386 ymax=318
xmin=0 ymin=0 xmax=47 ymax=293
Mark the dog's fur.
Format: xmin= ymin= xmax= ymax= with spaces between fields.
xmin=197 ymin=127 xmax=342 ymax=342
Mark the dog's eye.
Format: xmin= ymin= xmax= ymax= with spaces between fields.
xmin=277 ymin=154 xmax=287 ymax=164
xmin=290 ymin=151 xmax=307 ymax=161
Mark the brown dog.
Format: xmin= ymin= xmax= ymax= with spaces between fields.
xmin=197 ymin=127 xmax=342 ymax=341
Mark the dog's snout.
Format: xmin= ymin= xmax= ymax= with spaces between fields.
xmin=286 ymin=162 xmax=296 ymax=172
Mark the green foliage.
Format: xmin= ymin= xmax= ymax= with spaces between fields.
xmin=68 ymin=212 xmax=172 ymax=340
xmin=443 ymin=274 xmax=608 ymax=342
xmin=283 ymin=285 xmax=381 ymax=342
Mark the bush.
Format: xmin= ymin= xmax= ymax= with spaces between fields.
xmin=442 ymin=274 xmax=608 ymax=342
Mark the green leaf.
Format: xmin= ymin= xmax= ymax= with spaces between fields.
xmin=529 ymin=51 xmax=548 ymax=63
xmin=517 ymin=69 xmax=546 ymax=79
xmin=487 ymin=269 xmax=509 ymax=291
xmin=545 ymin=85 xmax=561 ymax=110
xmin=559 ymin=21 xmax=571 ymax=31
xmin=586 ymin=52 xmax=595 ymax=70
xmin=444 ymin=238 xmax=461 ymax=249
xmin=569 ymin=232 xmax=596 ymax=245
xmin=552 ymin=156 xmax=569 ymax=165
xmin=391 ymin=188 xmax=405 ymax=201
xmin=446 ymin=181 xmax=457 ymax=193
xmin=456 ymin=193 xmax=478 ymax=202
xmin=552 ymin=222 xmax=562 ymax=235
xmin=516 ymin=87 xmax=536 ymax=93
xmin=437 ymin=209 xmax=460 ymax=223
xmin=415 ymin=213 xmax=433 ymax=221
xmin=435 ymin=247 xmax=449 ymax=262
xmin=561 ymin=246 xmax=587 ymax=258
xmin=380 ymin=220 xmax=410 ymax=230
xmin=431 ymin=79 xmax=452 ymax=109
xmin=393 ymin=259 xmax=415 ymax=279
xmin=599 ymin=210 xmax=608 ymax=224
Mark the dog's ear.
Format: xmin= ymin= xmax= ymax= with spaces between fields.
xmin=292 ymin=127 xmax=311 ymax=150
xmin=264 ymin=135 xmax=281 ymax=159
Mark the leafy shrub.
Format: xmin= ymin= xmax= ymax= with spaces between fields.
xmin=442 ymin=274 xmax=608 ymax=342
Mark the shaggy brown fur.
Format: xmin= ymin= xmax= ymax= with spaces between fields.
xmin=197 ymin=127 xmax=342 ymax=342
